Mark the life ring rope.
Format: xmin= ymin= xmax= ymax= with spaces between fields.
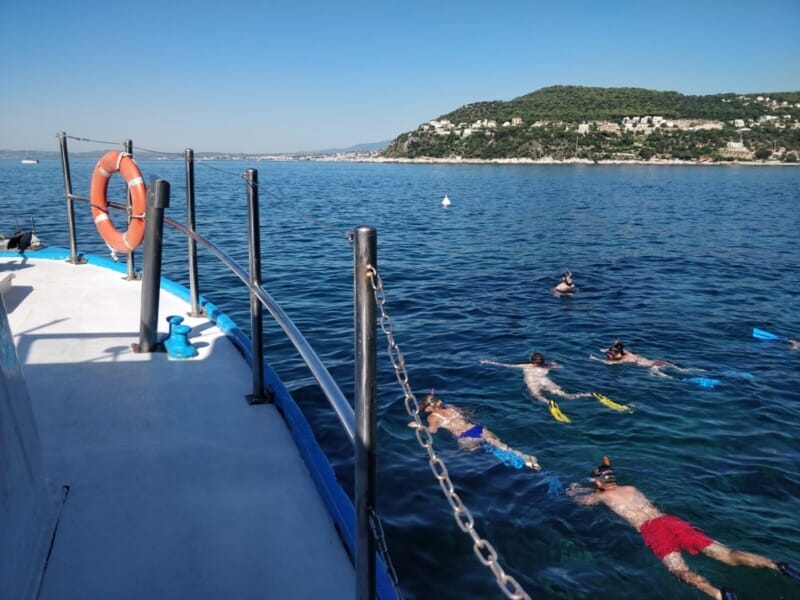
xmin=89 ymin=150 xmax=147 ymax=253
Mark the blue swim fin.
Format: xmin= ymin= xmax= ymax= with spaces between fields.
xmin=776 ymin=561 xmax=800 ymax=582
xmin=483 ymin=445 xmax=525 ymax=469
xmin=753 ymin=328 xmax=787 ymax=341
xmin=720 ymin=588 xmax=738 ymax=600
xmin=685 ymin=376 xmax=721 ymax=388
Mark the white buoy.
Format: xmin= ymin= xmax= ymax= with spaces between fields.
xmin=442 ymin=194 xmax=451 ymax=207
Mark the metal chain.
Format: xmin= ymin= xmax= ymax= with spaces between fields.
xmin=369 ymin=507 xmax=403 ymax=597
xmin=367 ymin=265 xmax=531 ymax=600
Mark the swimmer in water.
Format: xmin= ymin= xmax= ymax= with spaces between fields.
xmin=411 ymin=392 xmax=540 ymax=470
xmin=568 ymin=457 xmax=797 ymax=600
xmin=481 ymin=352 xmax=592 ymax=405
xmin=590 ymin=340 xmax=698 ymax=378
xmin=553 ymin=270 xmax=575 ymax=294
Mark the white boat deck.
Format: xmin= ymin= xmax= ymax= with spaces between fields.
xmin=1 ymin=254 xmax=355 ymax=599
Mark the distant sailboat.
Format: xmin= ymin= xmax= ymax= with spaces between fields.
xmin=441 ymin=194 xmax=451 ymax=207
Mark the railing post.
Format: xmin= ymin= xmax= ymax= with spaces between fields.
xmin=184 ymin=148 xmax=203 ymax=317
xmin=245 ymin=169 xmax=270 ymax=404
xmin=136 ymin=179 xmax=170 ymax=353
xmin=57 ymin=132 xmax=84 ymax=265
xmin=353 ymin=225 xmax=377 ymax=600
xmin=124 ymin=139 xmax=139 ymax=281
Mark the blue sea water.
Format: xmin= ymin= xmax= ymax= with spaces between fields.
xmin=2 ymin=157 xmax=799 ymax=599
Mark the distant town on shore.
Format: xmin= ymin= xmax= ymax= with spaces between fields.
xmin=381 ymin=85 xmax=800 ymax=164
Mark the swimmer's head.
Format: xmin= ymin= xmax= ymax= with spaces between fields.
xmin=591 ymin=456 xmax=617 ymax=486
xmin=562 ymin=271 xmax=573 ymax=283
xmin=530 ymin=352 xmax=545 ymax=366
xmin=606 ymin=340 xmax=625 ymax=360
xmin=419 ymin=391 xmax=442 ymax=412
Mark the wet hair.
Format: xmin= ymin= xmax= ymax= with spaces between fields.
xmin=530 ymin=352 xmax=545 ymax=366
xmin=591 ymin=456 xmax=617 ymax=484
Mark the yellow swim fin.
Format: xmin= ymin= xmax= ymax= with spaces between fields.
xmin=548 ymin=399 xmax=571 ymax=423
xmin=593 ymin=392 xmax=634 ymax=413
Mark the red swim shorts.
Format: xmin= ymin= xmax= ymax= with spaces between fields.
xmin=640 ymin=515 xmax=713 ymax=560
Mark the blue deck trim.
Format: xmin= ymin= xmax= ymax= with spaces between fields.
xmin=14 ymin=247 xmax=398 ymax=599
xmin=195 ymin=295 xmax=398 ymax=600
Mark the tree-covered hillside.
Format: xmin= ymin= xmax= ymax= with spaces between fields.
xmin=383 ymin=86 xmax=800 ymax=162
xmin=443 ymin=86 xmax=784 ymax=122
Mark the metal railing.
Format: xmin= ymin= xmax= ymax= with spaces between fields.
xmin=56 ymin=132 xmax=387 ymax=600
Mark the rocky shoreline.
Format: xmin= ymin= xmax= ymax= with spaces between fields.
xmin=358 ymin=156 xmax=798 ymax=166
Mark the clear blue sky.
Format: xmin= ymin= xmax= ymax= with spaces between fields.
xmin=2 ymin=0 xmax=798 ymax=154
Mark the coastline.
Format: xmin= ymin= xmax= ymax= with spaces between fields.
xmin=7 ymin=154 xmax=793 ymax=167
xmin=356 ymin=156 xmax=799 ymax=166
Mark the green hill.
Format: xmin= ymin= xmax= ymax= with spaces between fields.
xmin=383 ymin=86 xmax=800 ymax=162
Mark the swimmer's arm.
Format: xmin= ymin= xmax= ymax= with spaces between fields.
xmin=574 ymin=494 xmax=601 ymax=506
xmin=589 ymin=354 xmax=613 ymax=365
xmin=425 ymin=413 xmax=444 ymax=433
xmin=407 ymin=420 xmax=430 ymax=432
xmin=408 ymin=413 xmax=438 ymax=432
xmin=480 ymin=359 xmax=524 ymax=369
xmin=567 ymin=484 xmax=600 ymax=505
xmin=565 ymin=482 xmax=593 ymax=495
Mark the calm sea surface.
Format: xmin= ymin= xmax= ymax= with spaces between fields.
xmin=2 ymin=158 xmax=799 ymax=599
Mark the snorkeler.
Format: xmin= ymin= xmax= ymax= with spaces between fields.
xmin=482 ymin=353 xmax=591 ymax=404
xmin=553 ymin=270 xmax=575 ymax=294
xmin=411 ymin=392 xmax=540 ymax=470
xmin=568 ymin=457 xmax=798 ymax=600
xmin=481 ymin=353 xmax=592 ymax=422
xmin=590 ymin=340 xmax=698 ymax=378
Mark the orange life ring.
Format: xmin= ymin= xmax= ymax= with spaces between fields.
xmin=89 ymin=150 xmax=146 ymax=253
